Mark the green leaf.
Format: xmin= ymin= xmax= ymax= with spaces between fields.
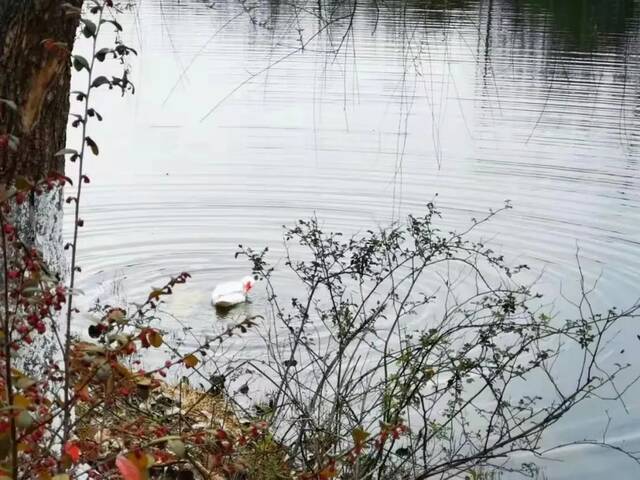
xmin=70 ymin=90 xmax=86 ymax=101
xmin=94 ymin=48 xmax=111 ymax=62
xmin=88 ymin=0 xmax=104 ymax=9
xmin=85 ymin=136 xmax=99 ymax=156
xmin=80 ymin=18 xmax=97 ymax=38
xmin=15 ymin=376 xmax=36 ymax=391
xmin=114 ymin=44 xmax=138 ymax=56
xmin=55 ymin=148 xmax=79 ymax=157
xmin=100 ymin=19 xmax=122 ymax=31
xmin=167 ymin=439 xmax=185 ymax=458
xmin=72 ymin=55 xmax=90 ymax=72
xmin=91 ymin=76 xmax=111 ymax=89
xmin=87 ymin=108 xmax=103 ymax=121
xmin=0 ymin=98 xmax=17 ymax=111
xmin=395 ymin=447 xmax=410 ymax=457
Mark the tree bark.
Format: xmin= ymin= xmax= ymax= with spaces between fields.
xmin=0 ymin=0 xmax=84 ymax=390
xmin=0 ymin=0 xmax=82 ymax=184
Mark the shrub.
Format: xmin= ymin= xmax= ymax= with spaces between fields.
xmin=236 ymin=205 xmax=640 ymax=479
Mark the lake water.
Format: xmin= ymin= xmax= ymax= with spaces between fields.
xmin=65 ymin=0 xmax=640 ymax=477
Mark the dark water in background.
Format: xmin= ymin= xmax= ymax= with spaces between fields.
xmin=64 ymin=0 xmax=640 ymax=477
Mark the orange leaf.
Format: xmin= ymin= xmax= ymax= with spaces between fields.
xmin=148 ymin=289 xmax=163 ymax=301
xmin=149 ymin=330 xmax=163 ymax=348
xmin=75 ymin=385 xmax=91 ymax=402
xmin=184 ymin=354 xmax=198 ymax=368
xmin=13 ymin=394 xmax=31 ymax=409
xmin=318 ymin=463 xmax=337 ymax=480
xmin=351 ymin=426 xmax=369 ymax=446
xmin=116 ymin=456 xmax=141 ymax=480
xmin=126 ymin=451 xmax=154 ymax=470
xmin=113 ymin=361 xmax=133 ymax=378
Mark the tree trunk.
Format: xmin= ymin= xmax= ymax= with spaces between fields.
xmin=0 ymin=0 xmax=83 ymax=383
xmin=0 ymin=0 xmax=82 ymax=184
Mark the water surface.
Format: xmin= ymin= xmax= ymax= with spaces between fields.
xmin=66 ymin=0 xmax=640 ymax=476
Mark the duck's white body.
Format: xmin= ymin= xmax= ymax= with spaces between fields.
xmin=211 ymin=276 xmax=255 ymax=308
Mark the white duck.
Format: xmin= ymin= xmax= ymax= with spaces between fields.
xmin=211 ymin=276 xmax=255 ymax=308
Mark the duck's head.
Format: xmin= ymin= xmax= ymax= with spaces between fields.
xmin=242 ymin=275 xmax=256 ymax=294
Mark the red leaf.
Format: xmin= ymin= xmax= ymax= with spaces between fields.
xmin=138 ymin=329 xmax=150 ymax=349
xmin=116 ymin=456 xmax=141 ymax=480
xmin=64 ymin=441 xmax=81 ymax=463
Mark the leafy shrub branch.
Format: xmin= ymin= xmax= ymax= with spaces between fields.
xmin=236 ymin=205 xmax=640 ymax=479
